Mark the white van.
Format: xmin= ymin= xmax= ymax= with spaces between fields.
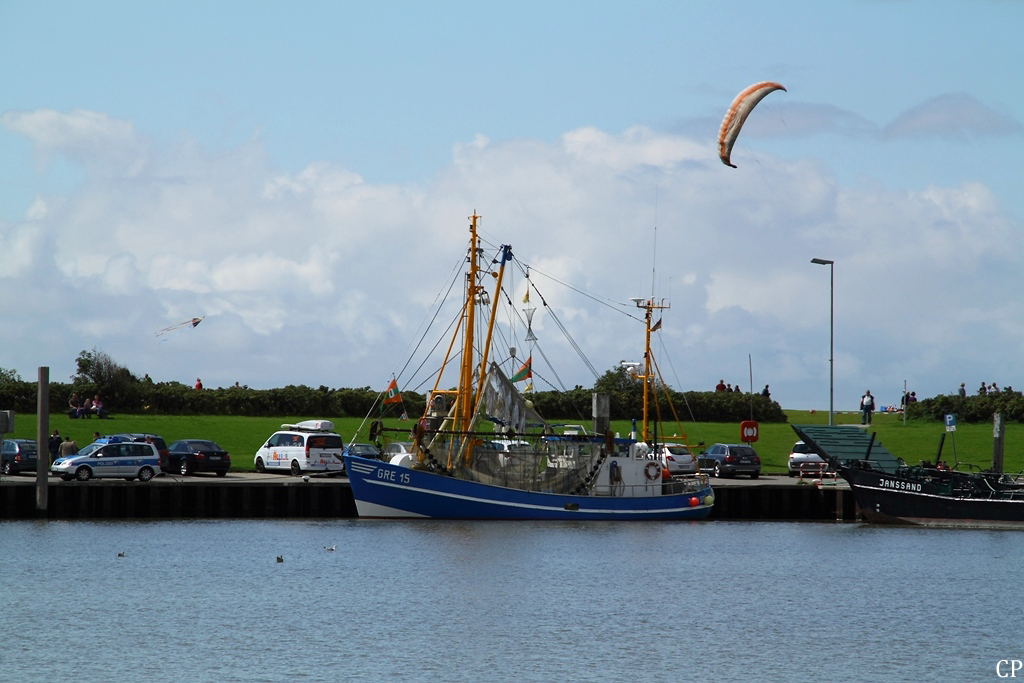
xmin=253 ymin=420 xmax=345 ymax=476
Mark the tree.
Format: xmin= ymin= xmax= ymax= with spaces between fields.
xmin=73 ymin=348 xmax=142 ymax=411
xmin=0 ymin=367 xmax=22 ymax=384
xmin=590 ymin=365 xmax=647 ymax=420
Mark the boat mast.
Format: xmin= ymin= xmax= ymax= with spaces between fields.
xmin=457 ymin=213 xmax=482 ymax=435
xmin=636 ymin=297 xmax=669 ymax=443
xmin=474 ymin=244 xmax=511 ymax=400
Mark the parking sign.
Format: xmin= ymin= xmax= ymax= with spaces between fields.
xmin=945 ymin=414 xmax=956 ymax=432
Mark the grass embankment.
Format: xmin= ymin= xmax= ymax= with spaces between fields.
xmin=11 ymin=410 xmax=1022 ymax=475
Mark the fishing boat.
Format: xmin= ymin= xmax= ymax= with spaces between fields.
xmin=343 ymin=213 xmax=714 ymax=520
xmin=793 ymin=424 xmax=1024 ymax=529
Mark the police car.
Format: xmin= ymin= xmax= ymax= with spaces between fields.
xmin=253 ymin=420 xmax=345 ymax=476
xmin=51 ymin=440 xmax=161 ymax=482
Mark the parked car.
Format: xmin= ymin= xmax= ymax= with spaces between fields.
xmin=166 ymin=439 xmax=231 ymax=476
xmin=787 ymin=441 xmax=828 ymax=477
xmin=108 ymin=433 xmax=170 ymax=468
xmin=2 ymin=438 xmax=39 ymax=476
xmin=656 ymin=444 xmax=698 ymax=475
xmin=344 ymin=443 xmax=384 ymax=461
xmin=51 ymin=441 xmax=161 ymax=482
xmin=384 ymin=442 xmax=416 ymax=459
xmin=254 ymin=420 xmax=345 ymax=476
xmin=697 ymin=443 xmax=761 ymax=479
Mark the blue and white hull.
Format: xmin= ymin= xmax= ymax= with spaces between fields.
xmin=344 ymin=455 xmax=715 ymax=521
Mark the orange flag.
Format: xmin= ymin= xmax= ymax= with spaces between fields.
xmin=383 ymin=378 xmax=403 ymax=404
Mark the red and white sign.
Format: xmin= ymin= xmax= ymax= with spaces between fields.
xmin=739 ymin=420 xmax=759 ymax=443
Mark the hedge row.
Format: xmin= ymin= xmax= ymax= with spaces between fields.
xmin=0 ymin=380 xmax=785 ymax=424
xmin=909 ymin=391 xmax=1024 ymax=423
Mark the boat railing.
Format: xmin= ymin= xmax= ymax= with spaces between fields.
xmin=798 ymin=462 xmax=834 ymax=481
xmin=591 ymin=476 xmax=711 ymax=498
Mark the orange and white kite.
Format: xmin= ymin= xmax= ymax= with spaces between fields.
xmin=717 ymin=81 xmax=786 ymax=168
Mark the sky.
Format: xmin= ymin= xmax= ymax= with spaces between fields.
xmin=2 ymin=0 xmax=1023 ymax=414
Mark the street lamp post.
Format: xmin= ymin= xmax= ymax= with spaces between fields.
xmin=811 ymin=258 xmax=834 ymax=426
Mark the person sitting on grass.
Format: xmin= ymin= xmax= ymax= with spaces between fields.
xmin=92 ymin=395 xmax=107 ymax=419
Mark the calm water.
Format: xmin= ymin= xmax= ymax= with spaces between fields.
xmin=1 ymin=519 xmax=1021 ymax=682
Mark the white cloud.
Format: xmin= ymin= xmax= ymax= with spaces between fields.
xmin=1 ymin=108 xmax=1022 ymax=411
xmin=885 ymin=94 xmax=1023 ymax=140
xmin=1 ymin=108 xmax=150 ymax=176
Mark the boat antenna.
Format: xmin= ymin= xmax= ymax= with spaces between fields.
xmin=651 ymin=186 xmax=658 ymax=298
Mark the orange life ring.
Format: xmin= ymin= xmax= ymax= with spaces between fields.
xmin=645 ymin=462 xmax=661 ymax=481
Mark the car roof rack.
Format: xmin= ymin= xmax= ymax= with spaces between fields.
xmin=280 ymin=420 xmax=335 ymax=433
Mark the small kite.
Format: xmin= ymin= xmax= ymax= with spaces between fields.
xmin=155 ymin=317 xmax=205 ymax=338
xmin=717 ymin=81 xmax=786 ymax=168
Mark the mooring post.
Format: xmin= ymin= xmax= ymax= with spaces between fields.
xmin=993 ymin=412 xmax=1005 ymax=474
xmin=37 ymin=366 xmax=49 ymax=512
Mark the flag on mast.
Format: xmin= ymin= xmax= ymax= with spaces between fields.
xmin=383 ymin=378 xmax=403 ymax=404
xmin=511 ymin=356 xmax=532 ymax=382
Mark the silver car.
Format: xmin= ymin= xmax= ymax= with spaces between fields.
xmin=51 ymin=442 xmax=161 ymax=482
xmin=787 ymin=441 xmax=828 ymax=477
xmin=657 ymin=444 xmax=698 ymax=475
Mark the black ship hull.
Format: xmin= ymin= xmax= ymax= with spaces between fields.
xmin=840 ymin=466 xmax=1024 ymax=529
xmin=792 ymin=424 xmax=1024 ymax=530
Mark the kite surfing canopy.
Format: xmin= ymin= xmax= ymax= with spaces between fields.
xmin=717 ymin=81 xmax=786 ymax=168
xmin=155 ymin=316 xmax=205 ymax=338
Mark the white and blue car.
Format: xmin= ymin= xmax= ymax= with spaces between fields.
xmin=51 ymin=441 xmax=161 ymax=482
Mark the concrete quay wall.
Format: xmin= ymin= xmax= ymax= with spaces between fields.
xmin=0 ymin=476 xmax=856 ymax=521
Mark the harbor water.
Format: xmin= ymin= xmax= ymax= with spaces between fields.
xmin=1 ymin=518 xmax=1021 ymax=682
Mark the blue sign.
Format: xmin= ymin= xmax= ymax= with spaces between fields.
xmin=945 ymin=414 xmax=957 ymax=432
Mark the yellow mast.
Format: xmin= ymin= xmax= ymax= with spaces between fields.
xmin=636 ymin=297 xmax=669 ymax=442
xmin=457 ymin=213 xmax=482 ymax=435
xmin=454 ymin=214 xmax=512 ymax=465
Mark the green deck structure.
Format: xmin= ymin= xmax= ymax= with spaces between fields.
xmin=792 ymin=424 xmax=901 ymax=474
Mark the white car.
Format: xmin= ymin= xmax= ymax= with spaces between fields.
xmin=657 ymin=444 xmax=698 ymax=475
xmin=253 ymin=420 xmax=345 ymax=476
xmin=383 ymin=442 xmax=417 ymax=461
xmin=787 ymin=441 xmax=828 ymax=477
xmin=51 ymin=441 xmax=161 ymax=482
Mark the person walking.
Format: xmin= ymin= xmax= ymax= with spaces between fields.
xmin=860 ymin=390 xmax=875 ymax=426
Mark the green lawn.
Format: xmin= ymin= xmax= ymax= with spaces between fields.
xmin=8 ymin=410 xmax=1021 ymax=475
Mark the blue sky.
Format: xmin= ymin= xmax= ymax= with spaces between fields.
xmin=2 ymin=0 xmax=1023 ymax=414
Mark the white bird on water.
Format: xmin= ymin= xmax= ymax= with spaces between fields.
xmin=117 ymin=551 xmax=125 ymax=558
xmin=324 ymin=545 xmax=336 ymax=551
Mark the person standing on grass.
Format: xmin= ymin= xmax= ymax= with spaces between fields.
xmin=860 ymin=390 xmax=875 ymax=425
